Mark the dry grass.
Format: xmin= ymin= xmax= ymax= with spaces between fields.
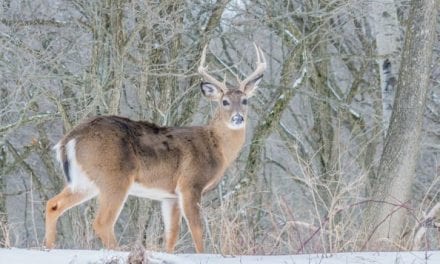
xmin=196 ymin=166 xmax=440 ymax=254
xmin=127 ymin=246 xmax=149 ymax=264
xmin=0 ymin=219 xmax=11 ymax=248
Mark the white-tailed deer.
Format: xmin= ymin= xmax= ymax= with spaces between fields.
xmin=45 ymin=44 xmax=266 ymax=253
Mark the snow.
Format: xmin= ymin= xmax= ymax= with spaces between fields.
xmin=0 ymin=248 xmax=439 ymax=264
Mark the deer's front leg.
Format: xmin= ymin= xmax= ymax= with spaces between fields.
xmin=178 ymin=187 xmax=203 ymax=253
xmin=161 ymin=199 xmax=181 ymax=253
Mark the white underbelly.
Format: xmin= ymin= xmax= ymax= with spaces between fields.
xmin=128 ymin=183 xmax=177 ymax=200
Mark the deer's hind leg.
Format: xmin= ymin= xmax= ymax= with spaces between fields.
xmin=45 ymin=187 xmax=96 ymax=248
xmin=92 ymin=183 xmax=130 ymax=249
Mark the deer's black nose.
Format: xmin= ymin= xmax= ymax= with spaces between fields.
xmin=231 ymin=114 xmax=244 ymax=125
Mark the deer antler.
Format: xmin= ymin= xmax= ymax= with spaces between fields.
xmin=238 ymin=44 xmax=267 ymax=91
xmin=198 ymin=45 xmax=228 ymax=93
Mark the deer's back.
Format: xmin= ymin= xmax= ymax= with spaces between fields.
xmin=60 ymin=115 xmax=224 ymax=191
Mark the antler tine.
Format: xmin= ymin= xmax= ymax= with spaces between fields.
xmin=254 ymin=43 xmax=261 ymax=64
xmin=239 ymin=43 xmax=267 ymax=91
xmin=258 ymin=44 xmax=266 ymax=65
xmin=198 ymin=45 xmax=228 ymax=93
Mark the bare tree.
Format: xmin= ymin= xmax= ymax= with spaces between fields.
xmin=361 ymin=0 xmax=438 ymax=250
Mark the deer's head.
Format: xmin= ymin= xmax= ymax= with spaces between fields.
xmin=198 ymin=44 xmax=267 ymax=129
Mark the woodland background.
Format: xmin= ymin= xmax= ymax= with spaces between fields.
xmin=0 ymin=0 xmax=439 ymax=254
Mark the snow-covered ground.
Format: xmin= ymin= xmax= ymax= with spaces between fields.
xmin=0 ymin=248 xmax=439 ymax=264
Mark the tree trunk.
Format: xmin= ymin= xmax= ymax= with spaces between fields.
xmin=0 ymin=146 xmax=8 ymax=247
xmin=108 ymin=0 xmax=125 ymax=115
xmin=370 ymin=0 xmax=401 ymax=135
xmin=361 ymin=0 xmax=437 ymax=250
xmin=242 ymin=47 xmax=303 ymax=189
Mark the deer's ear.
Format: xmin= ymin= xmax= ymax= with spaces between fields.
xmin=201 ymin=82 xmax=223 ymax=101
xmin=243 ymin=75 xmax=263 ymax=97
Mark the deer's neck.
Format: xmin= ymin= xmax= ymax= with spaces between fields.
xmin=208 ymin=111 xmax=246 ymax=167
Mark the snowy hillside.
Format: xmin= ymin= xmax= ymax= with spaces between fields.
xmin=0 ymin=248 xmax=439 ymax=264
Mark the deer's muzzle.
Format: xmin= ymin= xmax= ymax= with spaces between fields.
xmin=231 ymin=114 xmax=244 ymax=126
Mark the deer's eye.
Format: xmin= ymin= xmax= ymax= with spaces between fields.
xmin=242 ymin=99 xmax=248 ymax=105
xmin=222 ymin=100 xmax=230 ymax=106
